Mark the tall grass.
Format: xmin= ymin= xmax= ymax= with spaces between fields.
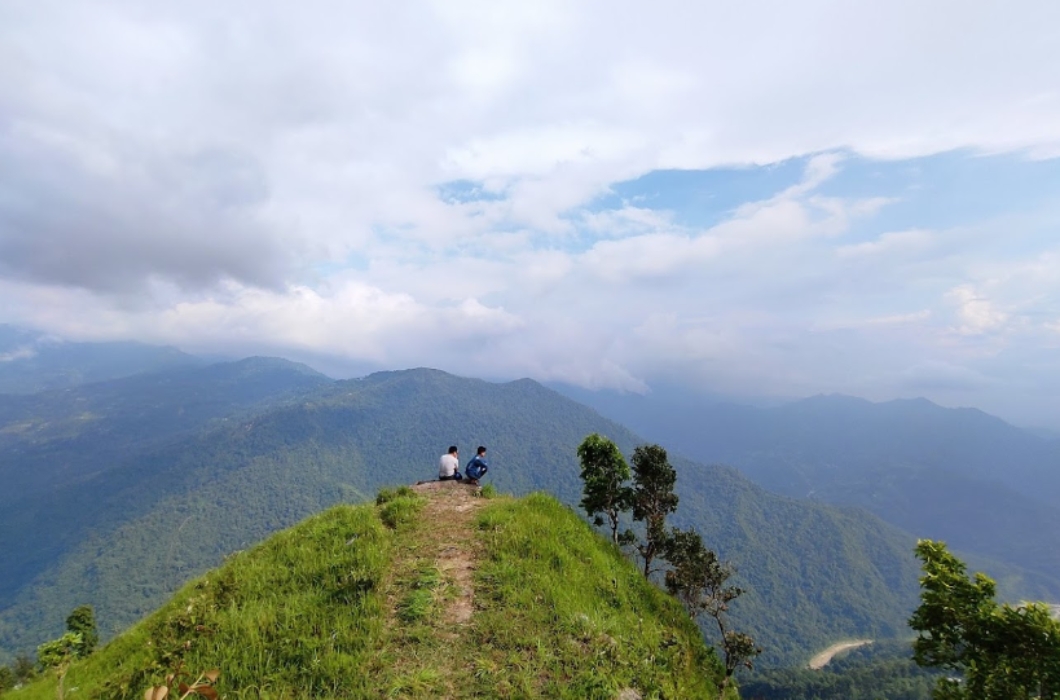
xmin=11 ymin=504 xmax=392 ymax=700
xmin=465 ymin=493 xmax=727 ymax=699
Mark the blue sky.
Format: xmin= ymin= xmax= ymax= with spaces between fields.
xmin=1 ymin=0 xmax=1059 ymax=427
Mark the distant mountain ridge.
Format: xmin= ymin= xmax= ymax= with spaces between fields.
xmin=553 ymin=385 xmax=1060 ymax=592
xmin=0 ymin=363 xmax=938 ymax=668
xmin=0 ymin=325 xmax=202 ymax=394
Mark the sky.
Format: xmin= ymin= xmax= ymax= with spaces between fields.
xmin=1 ymin=0 xmax=1059 ymax=427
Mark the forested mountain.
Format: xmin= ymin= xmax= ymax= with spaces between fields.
xmin=2 ymin=365 xmax=936 ymax=668
xmin=0 ymin=357 xmax=331 ymax=506
xmin=0 ymin=326 xmax=201 ymax=394
xmin=556 ymin=385 xmax=1060 ymax=592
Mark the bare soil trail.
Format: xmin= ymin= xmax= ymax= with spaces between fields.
xmin=808 ymin=639 xmax=873 ymax=670
xmin=372 ymin=480 xmax=487 ymax=699
xmin=410 ymin=480 xmax=484 ymax=628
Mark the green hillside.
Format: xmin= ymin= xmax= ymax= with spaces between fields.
xmin=1 ymin=367 xmax=926 ymax=667
xmin=563 ymin=387 xmax=1060 ymax=594
xmin=8 ymin=487 xmax=727 ymax=699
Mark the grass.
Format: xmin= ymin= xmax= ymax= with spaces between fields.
xmin=10 ymin=489 xmax=726 ymax=699
xmin=466 ymin=493 xmax=727 ymax=699
xmin=395 ymin=566 xmax=443 ymax=624
xmin=10 ymin=502 xmax=394 ymax=700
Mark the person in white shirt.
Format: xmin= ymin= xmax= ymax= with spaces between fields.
xmin=438 ymin=445 xmax=463 ymax=481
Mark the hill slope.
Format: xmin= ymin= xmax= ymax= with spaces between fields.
xmin=8 ymin=487 xmax=726 ymax=699
xmin=557 ymin=387 xmax=1060 ymax=589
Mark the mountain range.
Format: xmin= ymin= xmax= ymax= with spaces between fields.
xmin=1 ymin=337 xmax=1057 ymax=675
xmin=555 ymin=384 xmax=1060 ymax=593
xmin=1 ymin=359 xmax=928 ymax=669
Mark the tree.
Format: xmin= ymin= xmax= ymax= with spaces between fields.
xmin=910 ymin=539 xmax=1060 ymax=699
xmin=664 ymin=527 xmax=761 ymax=699
xmin=12 ymin=656 xmax=35 ymax=686
xmin=577 ymin=434 xmax=633 ymax=544
xmin=65 ymin=605 xmax=98 ymax=657
xmin=0 ymin=665 xmax=14 ymax=695
xmin=630 ymin=444 xmax=678 ymax=577
xmin=37 ymin=632 xmax=82 ymax=700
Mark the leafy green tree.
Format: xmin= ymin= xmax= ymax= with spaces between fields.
xmin=12 ymin=656 xmax=35 ymax=685
xmin=910 ymin=539 xmax=1060 ymax=699
xmin=37 ymin=632 xmax=82 ymax=700
xmin=577 ymin=434 xmax=633 ymax=544
xmin=630 ymin=444 xmax=678 ymax=577
xmin=664 ymin=527 xmax=761 ymax=699
xmin=0 ymin=665 xmax=14 ymax=695
xmin=64 ymin=604 xmax=98 ymax=657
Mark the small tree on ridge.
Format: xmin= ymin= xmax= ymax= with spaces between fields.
xmin=664 ymin=527 xmax=761 ymax=699
xmin=577 ymin=434 xmax=633 ymax=545
xmin=65 ymin=605 xmax=98 ymax=658
xmin=630 ymin=443 xmax=678 ymax=577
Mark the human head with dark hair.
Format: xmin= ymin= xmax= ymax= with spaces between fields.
xmin=448 ymin=445 xmax=459 ymax=455
xmin=476 ymin=446 xmax=487 ymax=456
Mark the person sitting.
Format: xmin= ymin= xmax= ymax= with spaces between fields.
xmin=464 ymin=445 xmax=490 ymax=485
xmin=438 ymin=445 xmax=463 ymax=481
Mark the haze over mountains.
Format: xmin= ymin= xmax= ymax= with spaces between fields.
xmin=556 ymin=384 xmax=1060 ymax=592
xmin=1 ymin=333 xmax=1057 ymax=677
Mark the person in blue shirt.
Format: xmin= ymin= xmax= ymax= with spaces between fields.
xmin=464 ymin=445 xmax=489 ymax=485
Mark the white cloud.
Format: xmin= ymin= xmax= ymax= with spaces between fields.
xmin=2 ymin=0 xmax=1060 ymax=426
xmin=0 ymin=347 xmax=37 ymax=362
xmin=946 ymin=284 xmax=1010 ymax=336
xmin=837 ymin=229 xmax=935 ymax=258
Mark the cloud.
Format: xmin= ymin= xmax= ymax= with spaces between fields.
xmin=0 ymin=347 xmax=37 ymax=362
xmin=836 ymin=230 xmax=934 ymax=258
xmin=2 ymin=0 xmax=1060 ymax=427
xmin=946 ymin=284 xmax=1010 ymax=336
xmin=0 ymin=127 xmax=289 ymax=293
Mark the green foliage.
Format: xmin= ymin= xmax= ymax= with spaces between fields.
xmin=377 ymin=492 xmax=426 ymax=529
xmin=469 ymin=493 xmax=728 ymax=698
xmin=630 ymin=444 xmax=678 ymax=577
xmin=576 ymin=433 xmax=633 ymax=544
xmin=395 ymin=566 xmax=443 ymax=624
xmin=910 ymin=539 xmax=1060 ymax=698
xmin=11 ymin=658 xmax=33 ymax=685
xmin=35 ymin=634 xmax=80 ymax=671
xmin=35 ymin=633 xmax=81 ymax=700
xmin=743 ymin=640 xmax=939 ymax=699
xmin=62 ymin=607 xmax=96 ymax=658
xmin=477 ymin=482 xmax=497 ymax=499
xmin=375 ymin=485 xmax=414 ymax=505
xmin=8 ymin=503 xmax=391 ymax=700
xmin=0 ymin=665 xmax=13 ymax=695
xmin=664 ymin=527 xmax=760 ymax=693
xmin=579 ymin=389 xmax=1060 ymax=600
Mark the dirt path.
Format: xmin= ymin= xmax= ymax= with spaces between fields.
xmin=411 ymin=481 xmax=483 ymax=628
xmin=374 ymin=481 xmax=486 ymax=698
xmin=808 ymin=639 xmax=873 ymax=669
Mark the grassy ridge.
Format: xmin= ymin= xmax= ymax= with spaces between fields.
xmin=469 ymin=493 xmax=727 ymax=699
xmin=9 ymin=491 xmax=725 ymax=699
xmin=10 ymin=503 xmax=392 ymax=700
